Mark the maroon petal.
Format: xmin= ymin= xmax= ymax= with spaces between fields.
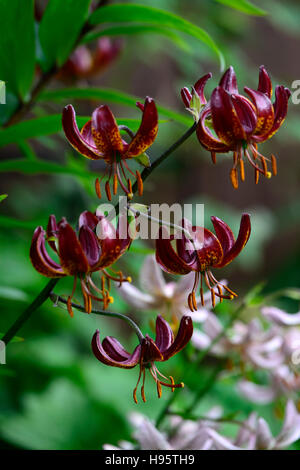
xmin=30 ymin=227 xmax=65 ymax=278
xmin=156 ymin=227 xmax=193 ymax=275
xmin=124 ymin=97 xmax=158 ymax=158
xmin=211 ymin=87 xmax=247 ymax=145
xmin=163 ymin=316 xmax=193 ymax=361
xmin=211 ymin=216 xmax=235 ymax=256
xmin=91 ymin=105 xmax=124 ymax=155
xmin=92 ymin=330 xmax=141 ymax=368
xmin=254 ymin=85 xmax=290 ymax=143
xmin=57 ymin=221 xmax=89 ymax=275
xmin=257 ymin=65 xmax=272 ymax=98
xmin=196 ymin=228 xmax=224 ymax=271
xmin=102 ymin=336 xmax=131 ymax=361
xmin=96 ymin=213 xmax=131 ymax=269
xmin=80 ymin=120 xmax=98 ymax=148
xmin=244 ymin=87 xmax=274 ymax=137
xmin=79 ymin=226 xmax=100 ymax=269
xmin=46 ymin=215 xmax=58 ymax=253
xmin=155 ymin=315 xmax=174 ymax=353
xmin=141 ymin=336 xmax=164 ymax=363
xmin=215 ymin=213 xmax=251 ymax=268
xmin=194 ymin=73 xmax=212 ymax=104
xmin=62 ymin=105 xmax=102 ymax=160
xmin=78 ymin=210 xmax=99 ymax=230
xmin=231 ymin=95 xmax=257 ymax=137
xmin=219 ymin=66 xmax=238 ymax=94
xmin=181 ymin=87 xmax=192 ymax=107
xmin=175 ymin=218 xmax=199 ymax=267
xmin=196 ymin=106 xmax=232 ymax=152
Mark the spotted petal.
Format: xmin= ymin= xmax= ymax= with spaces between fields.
xmin=124 ymin=97 xmax=158 ymax=158
xmin=196 ymin=106 xmax=231 ymax=152
xmin=244 ymin=87 xmax=274 ymax=137
xmin=215 ymin=213 xmax=251 ymax=268
xmin=62 ymin=105 xmax=102 ymax=160
xmin=91 ymin=105 xmax=124 ymax=155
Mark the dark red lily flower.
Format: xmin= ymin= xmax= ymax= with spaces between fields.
xmin=62 ymin=97 xmax=158 ymax=199
xmin=181 ymin=73 xmax=212 ymax=121
xmin=156 ymin=214 xmax=251 ymax=311
xmin=59 ymin=38 xmax=122 ymax=80
xmin=196 ymin=66 xmax=291 ymax=188
xmin=92 ymin=315 xmax=193 ymax=403
xmin=30 ymin=210 xmax=132 ymax=315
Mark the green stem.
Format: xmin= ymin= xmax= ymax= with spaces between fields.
xmin=50 ymin=293 xmax=144 ymax=342
xmin=1 ymin=278 xmax=59 ymax=345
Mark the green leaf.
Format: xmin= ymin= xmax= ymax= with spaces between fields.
xmin=0 ymin=194 xmax=7 ymax=202
xmin=0 ymin=115 xmax=145 ymax=148
xmin=134 ymin=153 xmax=151 ymax=167
xmin=214 ymin=0 xmax=267 ymax=16
xmin=38 ymin=87 xmax=191 ymax=126
xmin=38 ymin=0 xmax=92 ymax=71
xmin=0 ymin=331 xmax=24 ymax=343
xmin=89 ymin=4 xmax=225 ymax=70
xmin=0 ymin=0 xmax=35 ymax=98
xmin=82 ymin=24 xmax=190 ymax=51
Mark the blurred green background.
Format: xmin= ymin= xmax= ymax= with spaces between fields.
xmin=0 ymin=0 xmax=300 ymax=449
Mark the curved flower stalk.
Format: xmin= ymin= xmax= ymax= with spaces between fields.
xmin=59 ymin=38 xmax=122 ymax=80
xmin=117 ymin=254 xmax=224 ymax=324
xmin=62 ymin=97 xmax=158 ymax=199
xmin=30 ymin=210 xmax=132 ymax=315
xmin=196 ymin=66 xmax=291 ymax=188
xmin=92 ymin=315 xmax=193 ymax=403
xmin=156 ymin=214 xmax=251 ymax=311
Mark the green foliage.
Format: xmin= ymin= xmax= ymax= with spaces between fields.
xmin=214 ymin=0 xmax=267 ymax=16
xmin=38 ymin=0 xmax=92 ymax=71
xmin=0 ymin=0 xmax=35 ymax=99
xmin=89 ymin=3 xmax=225 ymax=69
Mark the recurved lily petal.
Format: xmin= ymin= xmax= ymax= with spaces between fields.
xmin=92 ymin=330 xmax=141 ymax=368
xmin=194 ymin=73 xmax=212 ymax=104
xmin=181 ymin=87 xmax=192 ymax=107
xmin=57 ymin=221 xmax=89 ymax=275
xmin=156 ymin=227 xmax=193 ymax=275
xmin=257 ymin=65 xmax=272 ymax=99
xmin=211 ymin=216 xmax=235 ymax=255
xmin=216 ymin=213 xmax=251 ymax=268
xmin=102 ymin=336 xmax=132 ymax=361
xmin=91 ymin=105 xmax=124 ymax=155
xmin=211 ymin=87 xmax=248 ymax=144
xmin=78 ymin=210 xmax=99 ymax=230
xmin=30 ymin=227 xmax=65 ymax=278
xmin=80 ymin=120 xmax=98 ymax=148
xmin=244 ymin=87 xmax=274 ymax=137
xmin=79 ymin=225 xmax=100 ymax=268
xmin=196 ymin=228 xmax=224 ymax=271
xmin=142 ymin=336 xmax=164 ymax=363
xmin=163 ymin=315 xmax=193 ymax=360
xmin=155 ymin=315 xmax=174 ymax=352
xmin=219 ymin=66 xmax=238 ymax=94
xmin=62 ymin=105 xmax=102 ymax=160
xmin=196 ymin=106 xmax=232 ymax=152
xmin=96 ymin=213 xmax=132 ymax=268
xmin=124 ymin=97 xmax=158 ymax=158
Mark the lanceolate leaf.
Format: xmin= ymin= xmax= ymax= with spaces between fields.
xmin=214 ymin=0 xmax=267 ymax=16
xmin=82 ymin=24 xmax=190 ymax=51
xmin=89 ymin=4 xmax=225 ymax=70
xmin=38 ymin=88 xmax=191 ymax=126
xmin=0 ymin=0 xmax=35 ymax=99
xmin=38 ymin=0 xmax=92 ymax=71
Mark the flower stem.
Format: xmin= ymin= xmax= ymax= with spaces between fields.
xmin=1 ymin=278 xmax=59 ymax=345
xmin=50 ymin=293 xmax=144 ymax=343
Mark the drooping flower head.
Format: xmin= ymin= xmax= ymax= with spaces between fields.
xmin=62 ymin=97 xmax=158 ymax=199
xmin=30 ymin=210 xmax=132 ymax=315
xmin=196 ymin=66 xmax=291 ymax=188
xmin=92 ymin=315 xmax=193 ymax=403
xmin=156 ymin=214 xmax=251 ymax=311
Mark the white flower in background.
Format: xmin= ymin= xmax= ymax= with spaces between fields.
xmin=103 ymin=407 xmax=222 ymax=450
xmin=117 ymin=255 xmax=222 ymax=322
xmin=192 ymin=314 xmax=285 ymax=369
xmin=208 ymin=399 xmax=300 ymax=450
xmin=262 ymin=306 xmax=300 ymax=327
